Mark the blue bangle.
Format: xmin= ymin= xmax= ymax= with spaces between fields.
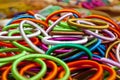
xmin=6 ymin=15 xmax=34 ymax=26
xmin=63 ymin=39 xmax=101 ymax=61
xmin=96 ymin=47 xmax=105 ymax=57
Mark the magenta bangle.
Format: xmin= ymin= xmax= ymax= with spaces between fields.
xmin=49 ymin=37 xmax=80 ymax=41
xmin=41 ymin=43 xmax=72 ymax=54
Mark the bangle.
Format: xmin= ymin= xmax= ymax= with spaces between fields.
xmin=105 ymin=40 xmax=120 ymax=58
xmin=116 ymin=43 xmax=120 ymax=62
xmin=46 ymin=43 xmax=92 ymax=59
xmin=46 ymin=13 xmax=73 ymax=33
xmin=42 ymin=36 xmax=88 ymax=45
xmin=19 ymin=20 xmax=46 ymax=54
xmin=102 ymin=64 xmax=116 ymax=80
xmin=68 ymin=18 xmax=109 ymax=29
xmin=12 ymin=54 xmax=70 ymax=80
xmin=6 ymin=15 xmax=34 ymax=26
xmin=63 ymin=39 xmax=101 ymax=61
xmin=86 ymin=15 xmax=120 ymax=31
xmin=0 ymin=29 xmax=41 ymax=40
xmin=45 ymin=9 xmax=81 ymax=24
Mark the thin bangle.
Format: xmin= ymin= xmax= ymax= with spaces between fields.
xmin=45 ymin=9 xmax=81 ymax=24
xmin=12 ymin=57 xmax=47 ymax=80
xmin=46 ymin=13 xmax=73 ymax=33
xmin=6 ymin=15 xmax=34 ymax=26
xmin=42 ymin=36 xmax=88 ymax=45
xmin=46 ymin=43 xmax=92 ymax=59
xmin=101 ymin=64 xmax=116 ymax=80
xmin=100 ymin=58 xmax=120 ymax=68
xmin=0 ymin=29 xmax=41 ymax=40
xmin=12 ymin=54 xmax=70 ymax=80
xmin=63 ymin=39 xmax=101 ymax=61
xmin=19 ymin=20 xmax=46 ymax=54
xmin=105 ymin=40 xmax=120 ymax=58
xmin=85 ymin=15 xmax=120 ymax=31
xmin=116 ymin=43 xmax=120 ymax=62
xmin=68 ymin=18 xmax=109 ymax=29
xmin=2 ymin=66 xmax=11 ymax=80
xmin=11 ymin=18 xmax=48 ymax=30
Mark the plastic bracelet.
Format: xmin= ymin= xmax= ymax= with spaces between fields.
xmin=19 ymin=20 xmax=46 ymax=54
xmin=85 ymin=15 xmax=120 ymax=31
xmin=0 ymin=28 xmax=41 ymax=40
xmin=0 ymin=50 xmax=26 ymax=62
xmin=106 ymin=40 xmax=120 ymax=58
xmin=6 ymin=15 xmax=34 ymax=25
xmin=12 ymin=56 xmax=47 ymax=80
xmin=20 ymin=60 xmax=57 ymax=80
xmin=46 ymin=43 xmax=92 ymax=59
xmin=102 ymin=64 xmax=116 ymax=80
xmin=46 ymin=13 xmax=73 ymax=33
xmin=116 ymin=43 xmax=120 ymax=62
xmin=42 ymin=36 xmax=88 ymax=45
xmin=12 ymin=54 xmax=70 ymax=80
xmin=63 ymin=39 xmax=101 ymax=61
xmin=45 ymin=9 xmax=81 ymax=24
xmin=68 ymin=18 xmax=109 ymax=29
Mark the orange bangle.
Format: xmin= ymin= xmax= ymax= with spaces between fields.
xmin=27 ymin=10 xmax=35 ymax=16
xmin=2 ymin=66 xmax=11 ymax=80
xmin=11 ymin=18 xmax=48 ymax=30
xmin=86 ymin=15 xmax=120 ymax=31
xmin=45 ymin=9 xmax=81 ymax=24
xmin=102 ymin=65 xmax=116 ymax=80
xmin=19 ymin=60 xmax=58 ymax=80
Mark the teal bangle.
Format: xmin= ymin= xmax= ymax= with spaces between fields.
xmin=0 ymin=50 xmax=26 ymax=62
xmin=46 ymin=43 xmax=92 ymax=59
xmin=12 ymin=54 xmax=70 ymax=80
xmin=2 ymin=24 xmax=32 ymax=31
xmin=12 ymin=55 xmax=47 ymax=80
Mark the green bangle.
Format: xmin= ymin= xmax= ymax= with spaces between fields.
xmin=67 ymin=18 xmax=109 ymax=29
xmin=3 ymin=24 xmax=32 ymax=31
xmin=0 ymin=48 xmax=20 ymax=52
xmin=12 ymin=54 xmax=70 ymax=80
xmin=0 ymin=50 xmax=26 ymax=62
xmin=46 ymin=43 xmax=92 ymax=59
xmin=12 ymin=55 xmax=47 ymax=80
xmin=56 ymin=38 xmax=97 ymax=58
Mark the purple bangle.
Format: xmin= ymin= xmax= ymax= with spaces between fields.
xmin=80 ymin=56 xmax=101 ymax=62
xmin=49 ymin=37 xmax=80 ymax=41
xmin=41 ymin=43 xmax=72 ymax=54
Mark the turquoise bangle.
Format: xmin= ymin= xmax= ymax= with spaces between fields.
xmin=46 ymin=43 xmax=92 ymax=59
xmin=12 ymin=54 xmax=70 ymax=80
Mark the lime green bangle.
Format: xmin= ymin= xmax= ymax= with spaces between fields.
xmin=67 ymin=18 xmax=109 ymax=29
xmin=3 ymin=24 xmax=32 ymax=31
xmin=0 ymin=50 xmax=26 ymax=62
xmin=12 ymin=54 xmax=70 ymax=80
xmin=0 ymin=62 xmax=9 ymax=67
xmin=12 ymin=55 xmax=47 ymax=80
xmin=0 ymin=48 xmax=20 ymax=52
xmin=46 ymin=43 xmax=92 ymax=59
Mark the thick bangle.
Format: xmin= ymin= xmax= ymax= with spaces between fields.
xmin=12 ymin=54 xmax=70 ymax=80
xmin=45 ymin=9 xmax=81 ymax=24
xmin=42 ymin=36 xmax=88 ymax=45
xmin=68 ymin=18 xmax=109 ymax=29
xmin=0 ymin=29 xmax=41 ymax=40
xmin=46 ymin=43 xmax=92 ymax=59
xmin=19 ymin=20 xmax=46 ymax=54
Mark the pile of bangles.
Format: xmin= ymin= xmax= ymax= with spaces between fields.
xmin=0 ymin=8 xmax=120 ymax=80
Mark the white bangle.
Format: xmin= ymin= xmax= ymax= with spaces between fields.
xmin=46 ymin=13 xmax=73 ymax=33
xmin=19 ymin=20 xmax=45 ymax=54
xmin=116 ymin=43 xmax=120 ymax=62
xmin=0 ymin=28 xmax=41 ymax=40
xmin=41 ymin=36 xmax=88 ymax=45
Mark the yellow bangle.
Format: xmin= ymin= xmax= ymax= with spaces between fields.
xmin=67 ymin=18 xmax=109 ymax=29
xmin=105 ymin=40 xmax=120 ymax=58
